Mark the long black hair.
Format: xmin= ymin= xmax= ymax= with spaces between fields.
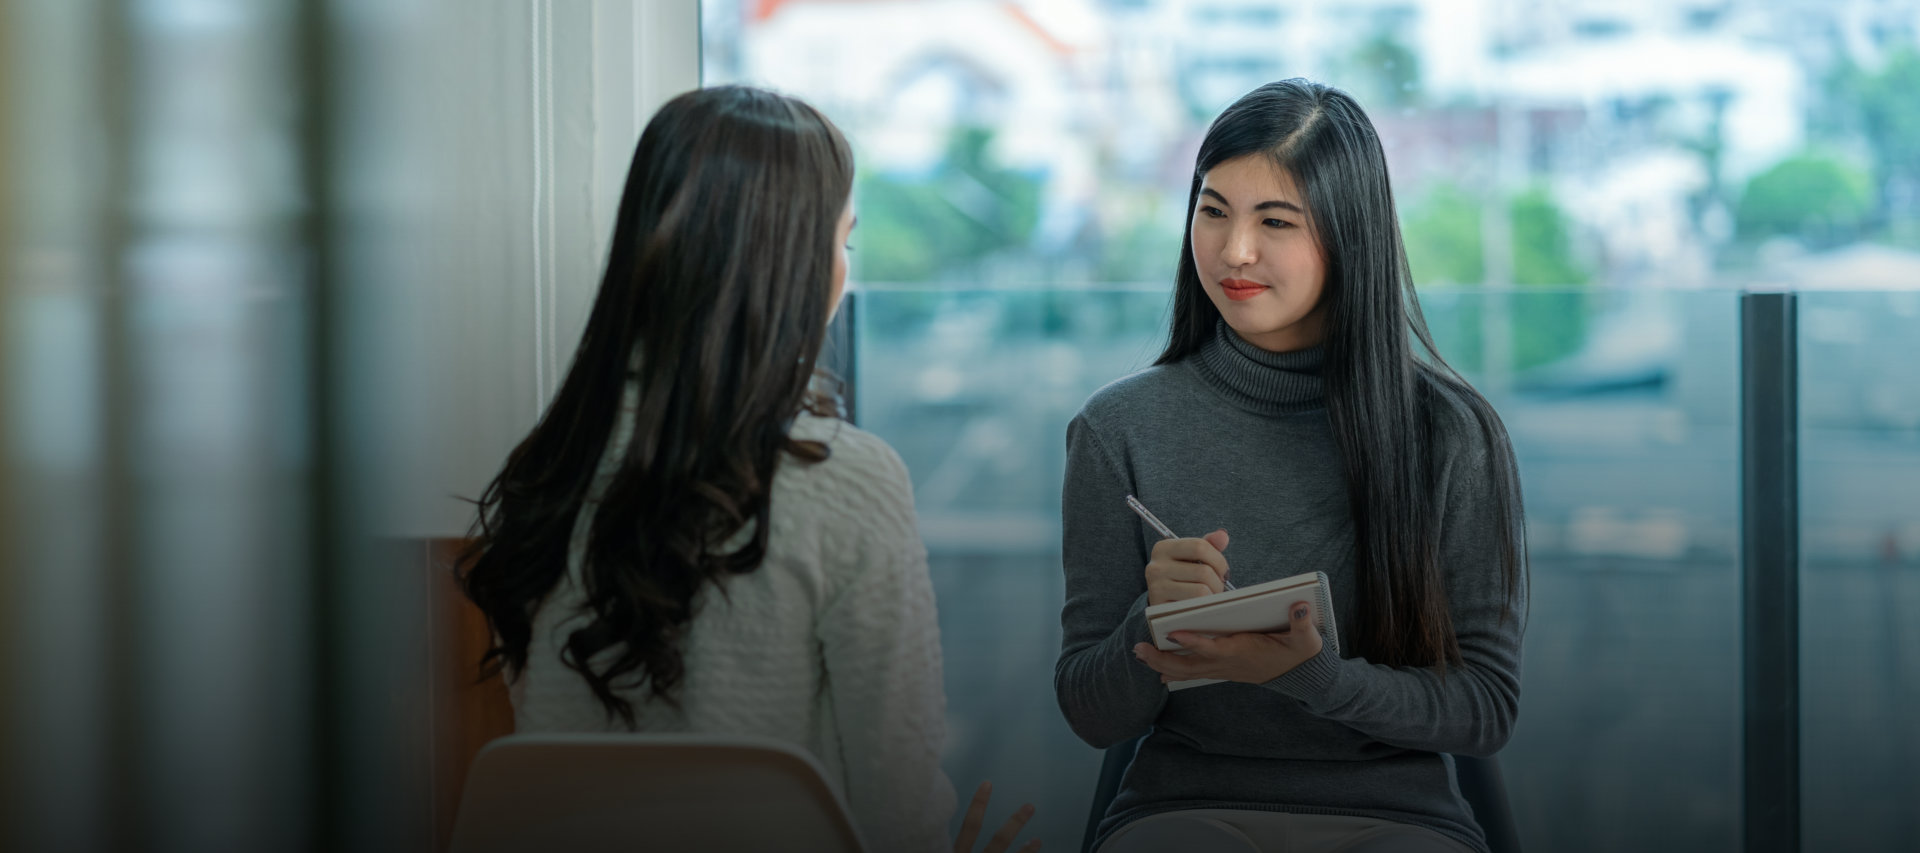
xmin=1159 ymin=79 xmax=1525 ymax=669
xmin=457 ymin=86 xmax=855 ymax=726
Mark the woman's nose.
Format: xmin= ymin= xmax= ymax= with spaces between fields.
xmin=1221 ymin=226 xmax=1257 ymax=269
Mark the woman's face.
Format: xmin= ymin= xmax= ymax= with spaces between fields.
xmin=1189 ymin=154 xmax=1328 ymax=352
xmin=829 ymin=197 xmax=855 ymax=322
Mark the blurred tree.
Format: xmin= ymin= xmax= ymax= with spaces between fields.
xmin=1812 ymin=45 xmax=1920 ymax=235
xmin=1403 ymin=182 xmax=1591 ymax=287
xmin=1506 ymin=187 xmax=1588 ymax=372
xmin=1349 ymin=29 xmax=1422 ymax=109
xmin=1402 ymin=183 xmax=1589 ymax=372
xmin=1401 ymin=182 xmax=1483 ymax=286
xmin=852 ymin=126 xmax=1042 ymax=283
xmin=1735 ymin=152 xmax=1872 ymax=248
xmin=1510 ymin=187 xmax=1589 ymax=286
xmin=1850 ymin=48 xmax=1920 ymax=221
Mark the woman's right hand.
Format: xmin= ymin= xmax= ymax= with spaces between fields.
xmin=1144 ymin=530 xmax=1231 ymax=606
xmin=953 ymin=781 xmax=1040 ymax=853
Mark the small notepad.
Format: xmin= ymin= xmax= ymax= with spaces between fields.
xmin=1143 ymin=571 xmax=1341 ymax=691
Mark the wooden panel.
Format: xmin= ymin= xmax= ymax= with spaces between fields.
xmin=429 ymin=538 xmax=515 ymax=853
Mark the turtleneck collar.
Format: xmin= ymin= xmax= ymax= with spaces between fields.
xmin=1190 ymin=317 xmax=1327 ymax=415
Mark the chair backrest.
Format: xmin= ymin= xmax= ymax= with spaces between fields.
xmin=1080 ymin=737 xmax=1142 ymax=853
xmin=1450 ymin=754 xmax=1522 ymax=853
xmin=449 ymin=733 xmax=866 ymax=853
xmin=1080 ymin=737 xmax=1521 ymax=853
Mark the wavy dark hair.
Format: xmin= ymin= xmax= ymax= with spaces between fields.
xmin=457 ymin=86 xmax=854 ymax=726
xmin=1159 ymin=79 xmax=1526 ymax=669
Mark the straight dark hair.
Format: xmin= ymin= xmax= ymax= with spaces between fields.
xmin=457 ymin=86 xmax=855 ymax=726
xmin=1159 ymin=79 xmax=1525 ymax=669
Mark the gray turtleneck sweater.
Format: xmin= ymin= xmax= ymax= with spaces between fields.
xmin=1055 ymin=323 xmax=1526 ymax=853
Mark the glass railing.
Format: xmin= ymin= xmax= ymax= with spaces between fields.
xmin=851 ymin=285 xmax=1765 ymax=852
xmin=850 ymin=284 xmax=1918 ymax=851
xmin=1797 ymin=290 xmax=1920 ymax=850
xmin=1428 ymin=288 xmax=1744 ymax=853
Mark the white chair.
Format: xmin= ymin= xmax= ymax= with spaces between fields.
xmin=448 ymin=733 xmax=866 ymax=853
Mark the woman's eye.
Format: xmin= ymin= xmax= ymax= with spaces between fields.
xmin=1201 ymin=206 xmax=1225 ymax=218
xmin=1264 ymin=218 xmax=1292 ymax=229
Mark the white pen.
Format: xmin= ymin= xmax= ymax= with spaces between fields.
xmin=1125 ymin=494 xmax=1236 ymax=591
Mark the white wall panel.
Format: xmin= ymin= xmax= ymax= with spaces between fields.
xmin=371 ymin=0 xmax=700 ymax=537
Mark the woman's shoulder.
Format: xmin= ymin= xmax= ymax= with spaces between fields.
xmin=770 ymin=413 xmax=924 ymax=582
xmin=1074 ymin=362 xmax=1191 ymax=427
xmin=1418 ymin=368 xmax=1513 ymax=465
xmin=780 ymin=411 xmax=916 ymax=513
xmin=788 ymin=410 xmax=907 ymax=470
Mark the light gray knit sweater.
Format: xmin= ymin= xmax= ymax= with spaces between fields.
xmin=512 ymin=400 xmax=956 ymax=853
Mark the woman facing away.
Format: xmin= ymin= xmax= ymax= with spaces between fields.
xmin=459 ymin=86 xmax=1037 ymax=853
xmin=1055 ymin=79 xmax=1529 ymax=853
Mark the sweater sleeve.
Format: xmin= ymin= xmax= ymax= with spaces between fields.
xmin=1259 ymin=426 xmax=1528 ymax=758
xmin=1054 ymin=414 xmax=1171 ymax=749
xmin=815 ymin=438 xmax=956 ymax=853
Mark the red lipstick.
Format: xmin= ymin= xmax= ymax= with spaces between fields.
xmin=1220 ymin=278 xmax=1269 ymax=301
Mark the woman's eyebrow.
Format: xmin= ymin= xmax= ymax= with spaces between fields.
xmin=1199 ymin=187 xmax=1303 ymax=214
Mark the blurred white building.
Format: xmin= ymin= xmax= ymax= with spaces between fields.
xmin=737 ymin=0 xmax=1112 ymax=173
xmin=721 ymin=0 xmax=1912 ymax=290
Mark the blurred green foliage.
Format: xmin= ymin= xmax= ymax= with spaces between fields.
xmin=1735 ymin=152 xmax=1873 ymax=248
xmin=1841 ymin=48 xmax=1920 ymax=206
xmin=1807 ymin=45 xmax=1920 ymax=244
xmin=1402 ymin=183 xmax=1483 ymax=285
xmin=851 ymin=126 xmax=1042 ymax=283
xmin=1510 ymin=187 xmax=1588 ymax=286
xmin=1350 ymin=29 xmax=1423 ymax=109
xmin=1401 ymin=182 xmax=1590 ymax=372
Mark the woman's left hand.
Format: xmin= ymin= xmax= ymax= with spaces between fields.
xmin=1132 ymin=600 xmax=1323 ymax=685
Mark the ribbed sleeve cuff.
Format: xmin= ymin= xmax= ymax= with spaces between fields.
xmin=1260 ymin=644 xmax=1342 ymax=700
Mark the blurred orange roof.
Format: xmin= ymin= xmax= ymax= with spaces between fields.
xmin=753 ymin=0 xmax=886 ymax=21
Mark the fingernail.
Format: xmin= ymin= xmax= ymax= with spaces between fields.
xmin=1294 ymin=608 xmax=1307 ymax=620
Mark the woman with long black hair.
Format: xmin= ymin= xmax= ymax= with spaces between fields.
xmin=459 ymin=86 xmax=1036 ymax=853
xmin=1056 ymin=79 xmax=1528 ymax=853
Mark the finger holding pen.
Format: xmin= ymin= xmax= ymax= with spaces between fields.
xmin=1128 ymin=495 xmax=1235 ymax=605
xmin=1144 ymin=536 xmax=1233 ymax=605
